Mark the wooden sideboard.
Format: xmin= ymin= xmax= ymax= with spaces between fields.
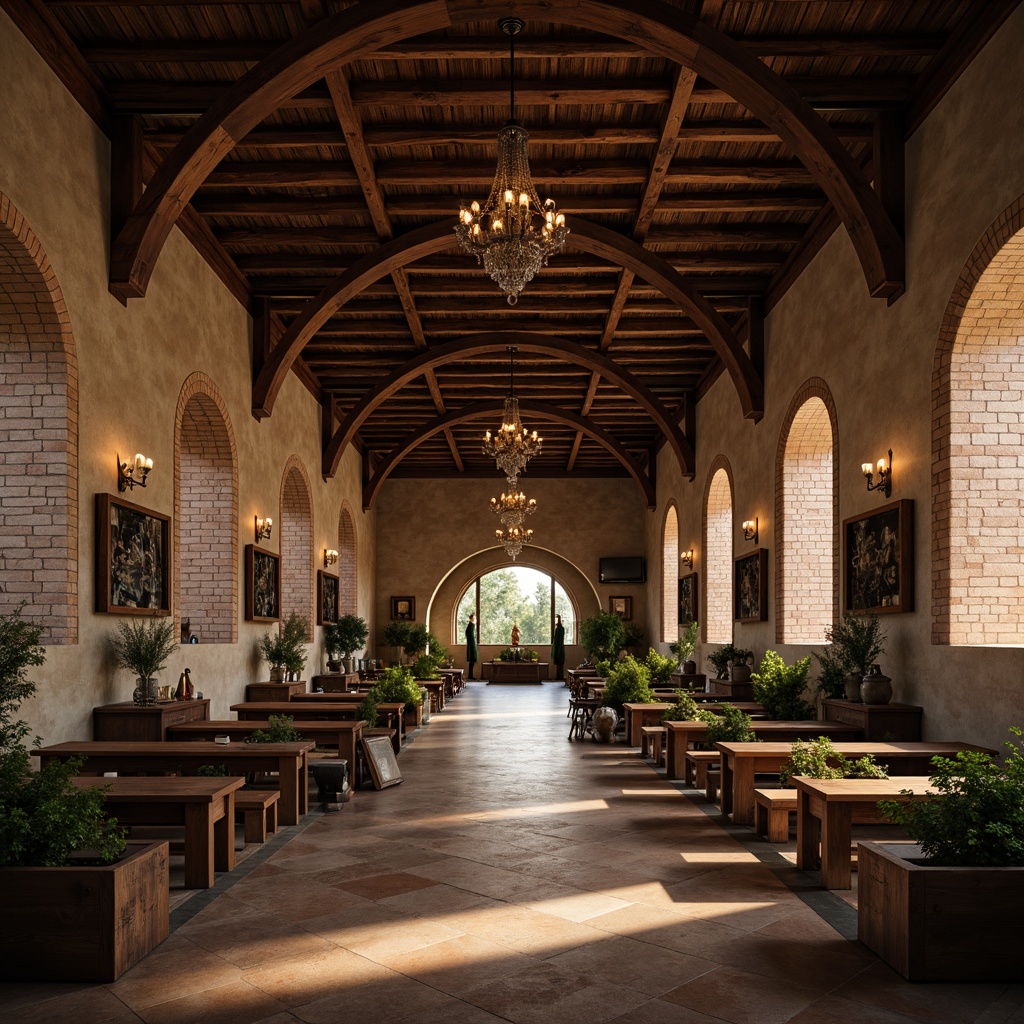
xmin=822 ymin=699 xmax=923 ymax=741
xmin=311 ymin=672 xmax=363 ymax=693
xmin=485 ymin=661 xmax=549 ymax=684
xmin=93 ymin=699 xmax=210 ymax=741
xmin=246 ymin=680 xmax=307 ymax=702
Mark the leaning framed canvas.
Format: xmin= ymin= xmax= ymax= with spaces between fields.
xmin=390 ymin=596 xmax=415 ymax=621
xmin=95 ymin=493 xmax=171 ymax=615
xmin=360 ymin=734 xmax=403 ymax=790
xmin=245 ymin=544 xmax=281 ymax=622
xmin=678 ymin=572 xmax=698 ymax=625
xmin=734 ymin=549 xmax=768 ymax=622
xmin=609 ymin=595 xmax=632 ymax=620
xmin=317 ymin=571 xmax=339 ymax=625
xmin=843 ymin=498 xmax=914 ymax=614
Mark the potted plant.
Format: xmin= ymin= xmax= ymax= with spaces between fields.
xmin=109 ymin=615 xmax=178 ymax=705
xmin=705 ymin=643 xmax=753 ymax=682
xmin=823 ymin=613 xmax=887 ymax=703
xmin=259 ymin=612 xmax=310 ymax=682
xmin=750 ymin=650 xmax=814 ymax=721
xmin=0 ymin=605 xmax=168 ymax=982
xmin=670 ymin=621 xmax=700 ymax=673
xmin=622 ymin=622 xmax=645 ymax=653
xmin=579 ymin=609 xmax=626 ymax=663
xmin=601 ymin=655 xmax=655 ymax=714
xmin=324 ymin=614 xmax=369 ymax=673
xmin=246 ymin=713 xmax=304 ymax=743
xmin=643 ymin=648 xmax=676 ymax=687
xmin=778 ymin=736 xmax=887 ymax=786
xmin=380 ymin=619 xmax=411 ymax=666
xmin=370 ymin=666 xmax=425 ymax=729
xmin=859 ymin=729 xmax=1024 ymax=981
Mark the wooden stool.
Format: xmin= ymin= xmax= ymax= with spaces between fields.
xmin=568 ymin=698 xmax=601 ymax=740
xmin=705 ymin=767 xmax=721 ymax=804
xmin=754 ymin=789 xmax=797 ymax=843
xmin=684 ymin=750 xmax=721 ymax=788
xmin=235 ymin=789 xmax=280 ymax=844
xmin=640 ymin=726 xmax=666 ymax=764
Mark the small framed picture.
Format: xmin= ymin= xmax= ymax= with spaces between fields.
xmin=317 ymin=571 xmax=339 ymax=625
xmin=390 ymin=596 xmax=415 ymax=621
xmin=361 ymin=734 xmax=403 ymax=790
xmin=95 ymin=493 xmax=171 ymax=615
xmin=245 ymin=544 xmax=281 ymax=622
xmin=678 ymin=572 xmax=698 ymax=625
xmin=843 ymin=499 xmax=914 ymax=614
xmin=609 ymin=596 xmax=632 ymax=620
xmin=734 ymin=549 xmax=768 ymax=623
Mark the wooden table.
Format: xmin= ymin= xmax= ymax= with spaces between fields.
xmin=418 ymin=679 xmax=446 ymax=712
xmin=310 ymin=673 xmax=362 ymax=693
xmin=439 ymin=668 xmax=464 ymax=698
xmin=231 ymin=697 xmax=403 ymax=733
xmin=792 ymin=775 xmax=938 ymax=889
xmin=71 ymin=775 xmax=244 ymax=888
xmin=486 ymin=661 xmax=549 ymax=683
xmin=822 ymin=699 xmax=923 ymax=741
xmin=34 ymin=741 xmax=312 ymax=826
xmin=93 ymin=700 xmax=210 ymax=742
xmin=624 ymin=701 xmax=766 ymax=750
xmin=717 ymin=741 xmax=996 ymax=827
xmin=246 ymin=681 xmax=306 ymax=702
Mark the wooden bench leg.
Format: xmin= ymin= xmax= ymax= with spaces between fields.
xmin=767 ymin=807 xmax=790 ymax=843
xmin=244 ymin=808 xmax=268 ymax=844
xmin=651 ymin=733 xmax=663 ymax=765
xmin=755 ymin=799 xmax=768 ymax=837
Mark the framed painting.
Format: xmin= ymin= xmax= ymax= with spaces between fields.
xmin=95 ymin=493 xmax=171 ymax=615
xmin=609 ymin=596 xmax=632 ymax=620
xmin=317 ymin=571 xmax=339 ymax=625
xmin=245 ymin=544 xmax=281 ymax=622
xmin=361 ymin=734 xmax=403 ymax=790
xmin=390 ymin=596 xmax=415 ymax=621
xmin=843 ymin=498 xmax=914 ymax=614
xmin=734 ymin=549 xmax=768 ymax=623
xmin=678 ymin=572 xmax=698 ymax=625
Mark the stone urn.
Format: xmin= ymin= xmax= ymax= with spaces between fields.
xmin=729 ymin=662 xmax=752 ymax=683
xmin=860 ymin=664 xmax=892 ymax=705
xmin=269 ymin=665 xmax=285 ymax=683
xmin=843 ymin=671 xmax=864 ymax=702
xmin=591 ymin=706 xmax=618 ymax=743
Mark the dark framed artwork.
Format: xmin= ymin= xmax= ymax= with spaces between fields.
xmin=734 ymin=549 xmax=768 ymax=623
xmin=609 ymin=596 xmax=632 ymax=620
xmin=678 ymin=573 xmax=698 ymax=625
xmin=95 ymin=493 xmax=171 ymax=615
xmin=390 ymin=596 xmax=415 ymax=621
xmin=317 ymin=571 xmax=339 ymax=625
xmin=245 ymin=544 xmax=281 ymax=622
xmin=361 ymin=734 xmax=403 ymax=790
xmin=843 ymin=498 xmax=914 ymax=614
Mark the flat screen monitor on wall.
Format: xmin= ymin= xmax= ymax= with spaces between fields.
xmin=599 ymin=557 xmax=647 ymax=584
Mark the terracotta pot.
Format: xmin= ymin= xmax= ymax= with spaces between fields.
xmin=269 ymin=666 xmax=285 ymax=683
xmin=844 ymin=671 xmax=864 ymax=702
xmin=860 ymin=664 xmax=893 ymax=705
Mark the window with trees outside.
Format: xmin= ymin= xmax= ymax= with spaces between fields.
xmin=455 ymin=567 xmax=576 ymax=646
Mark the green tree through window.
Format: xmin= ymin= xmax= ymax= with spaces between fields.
xmin=455 ymin=568 xmax=576 ymax=646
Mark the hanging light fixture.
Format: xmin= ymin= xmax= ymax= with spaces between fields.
xmin=455 ymin=17 xmax=568 ymax=305
xmin=489 ymin=488 xmax=538 ymax=528
xmin=495 ymin=524 xmax=534 ymax=560
xmin=482 ymin=346 xmax=542 ymax=481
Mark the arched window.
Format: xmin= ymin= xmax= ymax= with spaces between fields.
xmin=662 ymin=504 xmax=679 ymax=643
xmin=704 ymin=462 xmax=733 ymax=644
xmin=455 ymin=567 xmax=577 ymax=646
xmin=280 ymin=457 xmax=313 ymax=639
xmin=175 ymin=374 xmax=237 ymax=644
xmin=338 ymin=502 xmax=357 ymax=616
xmin=777 ymin=386 xmax=836 ymax=644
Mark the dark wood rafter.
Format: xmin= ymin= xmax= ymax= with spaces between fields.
xmin=362 ymin=401 xmax=656 ymax=510
xmin=107 ymin=0 xmax=905 ymax=305
xmin=322 ymin=334 xmax=696 ymax=481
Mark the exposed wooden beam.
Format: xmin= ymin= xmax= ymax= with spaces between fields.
xmin=873 ymin=110 xmax=905 ymax=239
xmin=110 ymin=115 xmax=144 ymax=241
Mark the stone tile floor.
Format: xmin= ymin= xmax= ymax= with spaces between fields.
xmin=3 ymin=682 xmax=1022 ymax=1023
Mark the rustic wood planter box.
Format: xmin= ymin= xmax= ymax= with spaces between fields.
xmin=858 ymin=841 xmax=1024 ymax=982
xmin=0 ymin=840 xmax=169 ymax=982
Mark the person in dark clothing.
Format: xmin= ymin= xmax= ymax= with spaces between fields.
xmin=465 ymin=613 xmax=479 ymax=680
xmin=552 ymin=614 xmax=565 ymax=681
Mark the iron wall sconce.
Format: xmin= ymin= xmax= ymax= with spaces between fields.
xmin=254 ymin=515 xmax=273 ymax=543
xmin=324 ymin=548 xmax=339 ymax=567
xmin=742 ymin=518 xmax=759 ymax=543
xmin=862 ymin=449 xmax=893 ymax=498
xmin=680 ymin=548 xmax=694 ymax=569
xmin=117 ymin=452 xmax=152 ymax=492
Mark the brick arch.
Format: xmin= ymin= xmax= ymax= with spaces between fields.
xmin=173 ymin=372 xmax=238 ymax=643
xmin=0 ymin=193 xmax=78 ymax=644
xmin=932 ymin=195 xmax=1024 ymax=644
xmin=661 ymin=502 xmax=679 ymax=643
xmin=703 ymin=456 xmax=734 ymax=645
xmin=279 ymin=454 xmax=314 ymax=639
xmin=338 ymin=501 xmax=357 ymax=617
xmin=775 ymin=378 xmax=839 ymax=644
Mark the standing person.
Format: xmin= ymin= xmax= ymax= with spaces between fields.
xmin=552 ymin=614 xmax=565 ymax=681
xmin=465 ymin=613 xmax=479 ymax=680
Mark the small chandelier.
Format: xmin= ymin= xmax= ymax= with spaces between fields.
xmin=482 ymin=346 xmax=542 ymax=480
xmin=490 ymin=488 xmax=538 ymax=528
xmin=455 ymin=17 xmax=568 ymax=305
xmin=496 ymin=524 xmax=534 ymax=560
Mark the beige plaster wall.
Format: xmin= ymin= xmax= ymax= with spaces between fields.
xmin=0 ymin=11 xmax=375 ymax=743
xmin=647 ymin=5 xmax=1024 ymax=754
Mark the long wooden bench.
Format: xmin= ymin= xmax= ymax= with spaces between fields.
xmin=684 ymin=749 xmax=720 ymax=789
xmin=640 ymin=726 xmax=665 ymax=764
xmin=235 ymin=789 xmax=280 ymax=844
xmin=754 ymin=788 xmax=797 ymax=843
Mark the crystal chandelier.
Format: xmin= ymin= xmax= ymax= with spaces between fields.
xmin=482 ymin=346 xmax=542 ymax=481
xmin=489 ymin=488 xmax=538 ymax=528
xmin=455 ymin=17 xmax=568 ymax=305
xmin=496 ymin=524 xmax=534 ymax=560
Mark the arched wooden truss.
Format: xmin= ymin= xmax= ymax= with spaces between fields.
xmin=323 ymin=333 xmax=695 ymax=481
xmin=362 ymin=400 xmax=658 ymax=510
xmin=252 ymin=217 xmax=760 ymax=422
xmin=109 ymin=0 xmax=904 ymax=306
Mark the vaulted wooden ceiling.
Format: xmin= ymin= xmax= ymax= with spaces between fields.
xmin=6 ymin=0 xmax=1018 ymax=507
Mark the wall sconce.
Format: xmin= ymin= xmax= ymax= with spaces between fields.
xmin=254 ymin=515 xmax=273 ymax=543
xmin=323 ymin=548 xmax=339 ymax=568
xmin=680 ymin=548 xmax=694 ymax=569
xmin=862 ymin=449 xmax=893 ymax=499
xmin=742 ymin=518 xmax=759 ymax=543
xmin=117 ymin=452 xmax=152 ymax=492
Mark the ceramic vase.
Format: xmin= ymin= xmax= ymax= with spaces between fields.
xmin=844 ymin=671 xmax=864 ymax=702
xmin=132 ymin=675 xmax=157 ymax=706
xmin=860 ymin=664 xmax=893 ymax=705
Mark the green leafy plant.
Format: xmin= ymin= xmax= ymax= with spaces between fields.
xmin=259 ymin=612 xmax=310 ymax=675
xmin=602 ymin=655 xmax=655 ymax=710
xmin=669 ymin=621 xmax=700 ymax=664
xmin=246 ymin=713 xmax=304 ymax=744
xmin=0 ymin=605 xmax=126 ymax=867
xmin=370 ymin=665 xmax=424 ymax=712
xmin=580 ymin=610 xmax=626 ymax=662
xmin=381 ymin=619 xmax=411 ymax=654
xmin=356 ymin=693 xmax=379 ymax=729
xmin=779 ymin=736 xmax=888 ymax=787
xmin=195 ymin=764 xmax=228 ymax=777
xmin=643 ymin=648 xmax=676 ymax=686
xmin=622 ymin=623 xmax=645 ymax=650
xmin=324 ymin=615 xmax=369 ymax=661
xmin=594 ymin=659 xmax=612 ymax=677
xmin=824 ymin=613 xmax=887 ymax=677
xmin=814 ymin=643 xmax=848 ymax=700
xmin=878 ymin=729 xmax=1024 ymax=867
xmin=497 ymin=646 xmax=539 ymax=662
xmin=661 ymin=691 xmax=713 ymax=723
xmin=706 ymin=644 xmax=753 ymax=680
xmin=704 ymin=703 xmax=758 ymax=744
xmin=109 ymin=615 xmax=178 ymax=680
xmin=751 ymin=650 xmax=814 ymax=720
xmin=411 ymin=654 xmax=441 ymax=679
